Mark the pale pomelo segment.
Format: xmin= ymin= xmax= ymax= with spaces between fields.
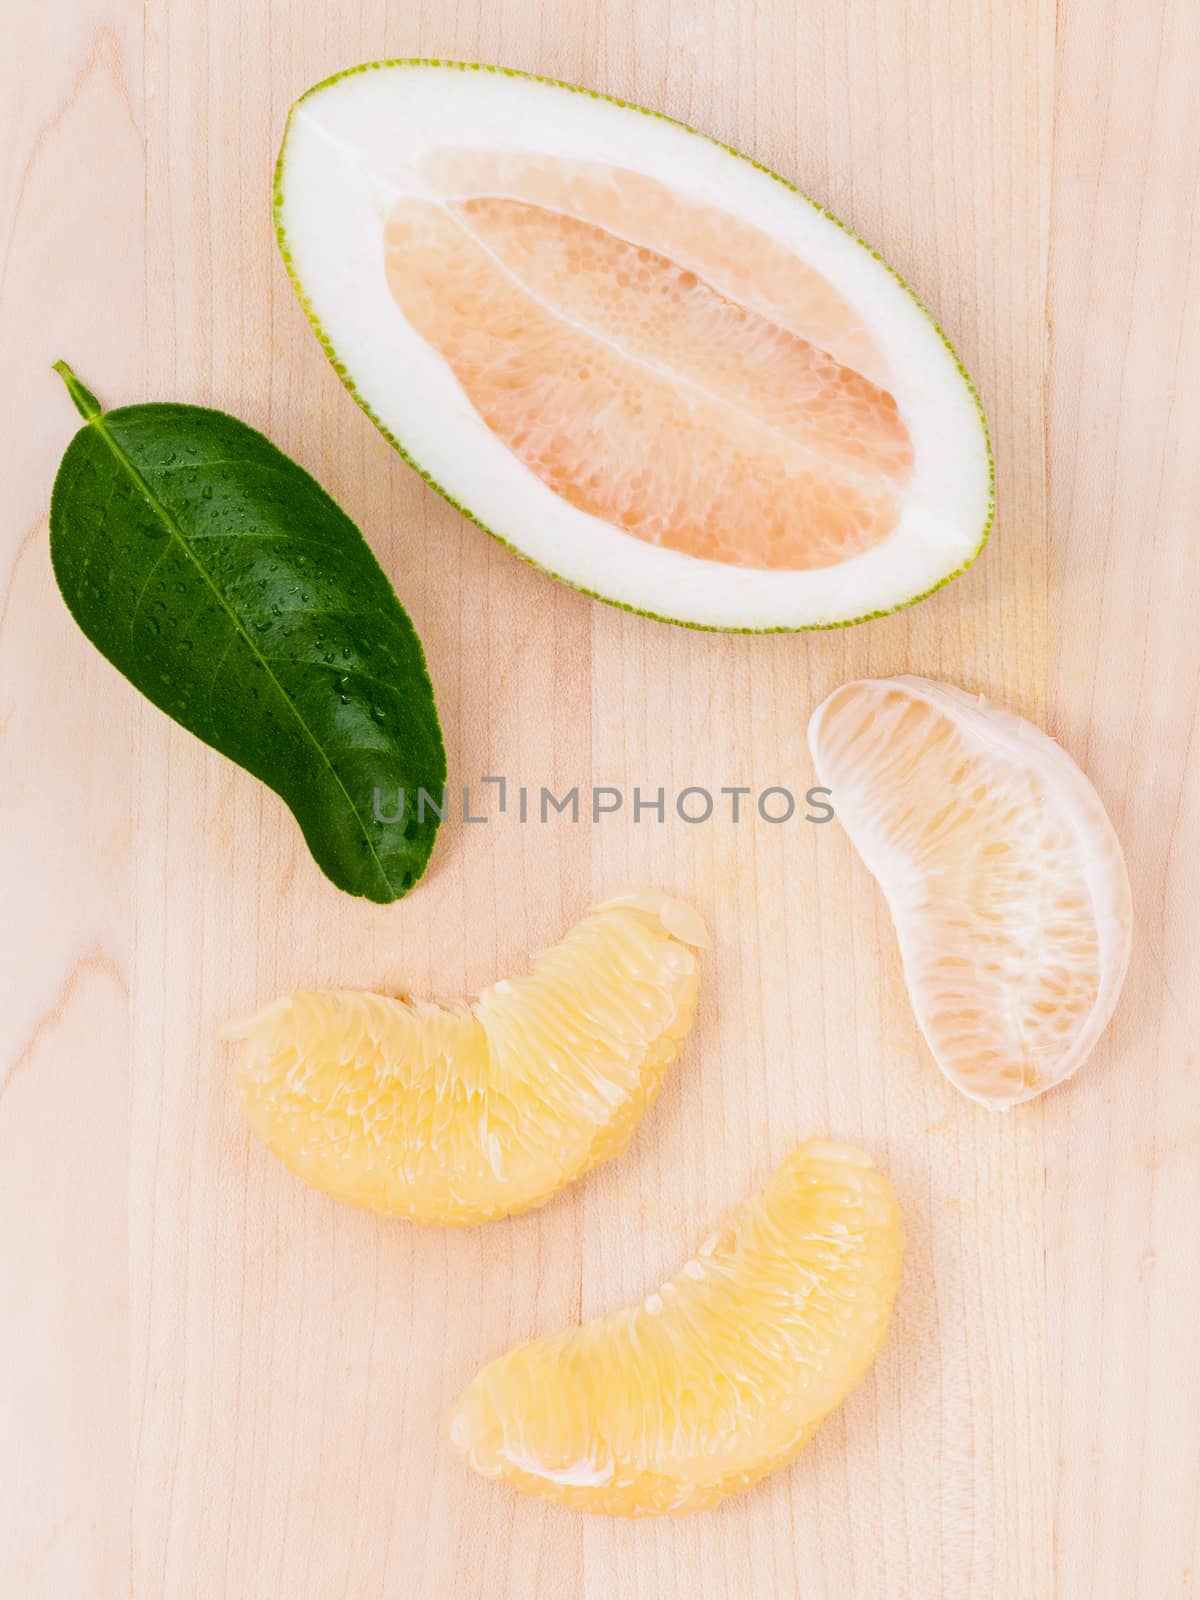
xmin=451 ymin=1139 xmax=903 ymax=1515
xmin=275 ymin=61 xmax=992 ymax=630
xmin=228 ymin=891 xmax=705 ymax=1224
xmin=421 ymin=148 xmax=891 ymax=386
xmin=809 ymin=677 xmax=1132 ymax=1108
xmin=384 ymin=197 xmax=908 ymax=570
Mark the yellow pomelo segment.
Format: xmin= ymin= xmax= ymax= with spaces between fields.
xmin=229 ymin=891 xmax=705 ymax=1224
xmin=809 ymin=677 xmax=1133 ymax=1108
xmin=451 ymin=1139 xmax=903 ymax=1515
xmin=421 ymin=149 xmax=889 ymax=385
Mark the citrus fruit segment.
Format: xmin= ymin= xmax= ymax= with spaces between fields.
xmin=809 ymin=676 xmax=1133 ymax=1108
xmin=228 ymin=891 xmax=706 ymax=1223
xmin=383 ymin=198 xmax=911 ymax=572
xmin=451 ymin=1139 xmax=903 ymax=1515
xmin=420 ymin=148 xmax=890 ymax=384
xmin=275 ymin=61 xmax=992 ymax=629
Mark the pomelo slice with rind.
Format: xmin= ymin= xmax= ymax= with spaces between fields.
xmin=451 ymin=1139 xmax=903 ymax=1515
xmin=227 ymin=891 xmax=705 ymax=1224
xmin=809 ymin=676 xmax=1133 ymax=1108
xmin=274 ymin=61 xmax=992 ymax=630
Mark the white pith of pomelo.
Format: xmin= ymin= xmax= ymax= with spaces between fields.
xmin=275 ymin=61 xmax=993 ymax=631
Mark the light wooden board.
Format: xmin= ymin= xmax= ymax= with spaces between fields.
xmin=2 ymin=1 xmax=1198 ymax=1595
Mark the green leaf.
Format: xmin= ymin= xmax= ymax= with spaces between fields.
xmin=49 ymin=363 xmax=446 ymax=903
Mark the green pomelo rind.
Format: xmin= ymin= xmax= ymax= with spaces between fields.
xmin=274 ymin=59 xmax=993 ymax=634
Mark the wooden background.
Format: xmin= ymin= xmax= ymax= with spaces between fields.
xmin=3 ymin=0 xmax=1198 ymax=1595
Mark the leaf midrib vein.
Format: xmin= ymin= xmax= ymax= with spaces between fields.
xmin=92 ymin=414 xmax=394 ymax=898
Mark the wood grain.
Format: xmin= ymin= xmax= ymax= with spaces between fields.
xmin=1 ymin=0 xmax=1196 ymax=1595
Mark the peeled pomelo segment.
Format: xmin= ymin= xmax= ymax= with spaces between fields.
xmin=451 ymin=1138 xmax=903 ymax=1515
xmin=228 ymin=891 xmax=704 ymax=1224
xmin=385 ymin=199 xmax=902 ymax=570
xmin=275 ymin=61 xmax=992 ymax=627
xmin=421 ymin=148 xmax=891 ymax=386
xmin=809 ymin=676 xmax=1132 ymax=1108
